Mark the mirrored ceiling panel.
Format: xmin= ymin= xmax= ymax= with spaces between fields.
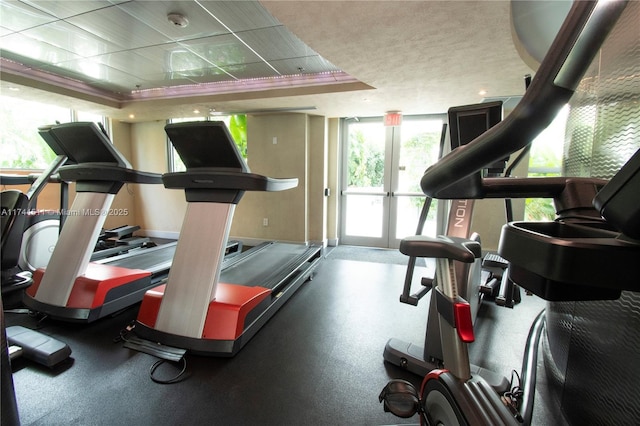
xmin=180 ymin=33 xmax=262 ymax=68
xmin=197 ymin=1 xmax=281 ymax=32
xmin=0 ymin=32 xmax=81 ymax=64
xmin=114 ymin=1 xmax=230 ymax=42
xmin=65 ymin=6 xmax=172 ymax=52
xmin=239 ymin=26 xmax=316 ymax=62
xmin=21 ymin=0 xmax=120 ymax=19
xmin=0 ymin=0 xmax=357 ymax=102
xmin=0 ymin=1 xmax=57 ymax=32
xmin=216 ymin=61 xmax=282 ymax=81
xmin=19 ymin=20 xmax=119 ymax=58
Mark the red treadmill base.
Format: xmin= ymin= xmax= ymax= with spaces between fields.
xmin=29 ymin=263 xmax=151 ymax=309
xmin=137 ymin=283 xmax=271 ymax=340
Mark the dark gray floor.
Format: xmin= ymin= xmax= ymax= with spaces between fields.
xmin=6 ymin=256 xmax=547 ymax=425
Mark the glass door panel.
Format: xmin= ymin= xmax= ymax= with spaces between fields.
xmin=340 ymin=115 xmax=445 ymax=248
xmin=390 ymin=118 xmax=444 ymax=247
xmin=340 ymin=119 xmax=390 ymax=246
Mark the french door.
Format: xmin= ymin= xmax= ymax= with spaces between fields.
xmin=340 ymin=115 xmax=446 ymax=248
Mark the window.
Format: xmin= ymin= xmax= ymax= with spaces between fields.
xmin=167 ymin=114 xmax=247 ymax=172
xmin=0 ymin=95 xmax=106 ymax=169
xmin=525 ymin=105 xmax=569 ymax=221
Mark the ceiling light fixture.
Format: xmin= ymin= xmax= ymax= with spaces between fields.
xmin=479 ymin=89 xmax=488 ymax=96
xmin=167 ymin=13 xmax=189 ymax=28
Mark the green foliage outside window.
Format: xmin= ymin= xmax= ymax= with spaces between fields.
xmin=227 ymin=114 xmax=247 ymax=159
xmin=0 ymin=95 xmax=69 ymax=169
xmin=347 ymin=127 xmax=384 ymax=188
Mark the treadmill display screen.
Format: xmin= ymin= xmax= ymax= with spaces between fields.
xmin=165 ymin=121 xmax=249 ymax=172
xmin=46 ymin=122 xmax=131 ymax=168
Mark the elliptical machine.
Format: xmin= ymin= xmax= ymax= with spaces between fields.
xmin=379 ymin=1 xmax=630 ymax=424
xmin=383 ymin=100 xmax=517 ymax=392
xmin=1 ymin=153 xmax=68 ymax=307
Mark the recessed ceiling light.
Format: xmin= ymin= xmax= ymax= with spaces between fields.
xmin=128 ymin=114 xmax=135 ymax=119
xmin=479 ymin=89 xmax=488 ymax=96
xmin=193 ymin=109 xmax=200 ymax=114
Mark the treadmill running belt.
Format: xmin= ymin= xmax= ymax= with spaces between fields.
xmin=221 ymin=243 xmax=318 ymax=291
xmin=102 ymin=243 xmax=177 ymax=275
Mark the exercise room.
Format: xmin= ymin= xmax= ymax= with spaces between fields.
xmin=1 ymin=1 xmax=639 ymax=425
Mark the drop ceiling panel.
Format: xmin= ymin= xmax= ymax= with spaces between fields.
xmin=21 ymin=0 xmax=119 ymax=19
xmin=216 ymin=61 xmax=280 ymax=81
xmin=163 ymin=46 xmax=228 ymax=76
xmin=65 ymin=5 xmax=172 ymax=52
xmin=139 ymin=73 xmax=202 ymax=88
xmin=19 ymin=20 xmax=119 ymax=58
xmin=0 ymin=33 xmax=81 ymax=64
xmin=0 ymin=1 xmax=58 ymax=32
xmin=197 ymin=1 xmax=281 ymax=32
xmin=114 ymin=1 xmax=230 ymax=42
xmin=133 ymin=43 xmax=188 ymax=72
xmin=0 ymin=0 xmax=364 ymax=112
xmin=39 ymin=60 xmax=140 ymax=93
xmin=179 ymin=34 xmax=262 ymax=67
xmin=74 ymin=50 xmax=167 ymax=79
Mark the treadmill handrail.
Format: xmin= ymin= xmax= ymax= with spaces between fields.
xmin=420 ymin=0 xmax=628 ymax=198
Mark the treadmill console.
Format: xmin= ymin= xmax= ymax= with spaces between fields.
xmin=41 ymin=122 xmax=131 ymax=168
xmin=165 ymin=121 xmax=249 ymax=172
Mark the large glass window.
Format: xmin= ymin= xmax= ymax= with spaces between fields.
xmin=525 ymin=105 xmax=568 ymax=221
xmin=0 ymin=95 xmax=106 ymax=169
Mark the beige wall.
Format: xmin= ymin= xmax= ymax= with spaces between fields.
xmin=123 ymin=113 xmax=329 ymax=246
xmin=104 ymin=120 xmax=138 ymax=230
xmin=129 ymin=120 xmax=186 ymax=238
xmin=231 ymin=113 xmax=309 ymax=243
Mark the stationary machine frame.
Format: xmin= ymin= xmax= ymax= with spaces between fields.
xmin=380 ymin=1 xmax=633 ymax=424
xmin=23 ymin=122 xmax=164 ymax=322
xmin=383 ymin=101 xmax=512 ymax=391
xmin=133 ymin=121 xmax=322 ymax=356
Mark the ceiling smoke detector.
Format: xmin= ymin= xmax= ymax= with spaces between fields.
xmin=167 ymin=13 xmax=189 ymax=28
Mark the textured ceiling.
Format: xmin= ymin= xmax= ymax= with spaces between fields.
xmin=0 ymin=1 xmax=543 ymax=121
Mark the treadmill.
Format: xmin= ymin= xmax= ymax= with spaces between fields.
xmin=23 ymin=122 xmax=176 ymax=322
xmin=133 ymin=121 xmax=323 ymax=356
